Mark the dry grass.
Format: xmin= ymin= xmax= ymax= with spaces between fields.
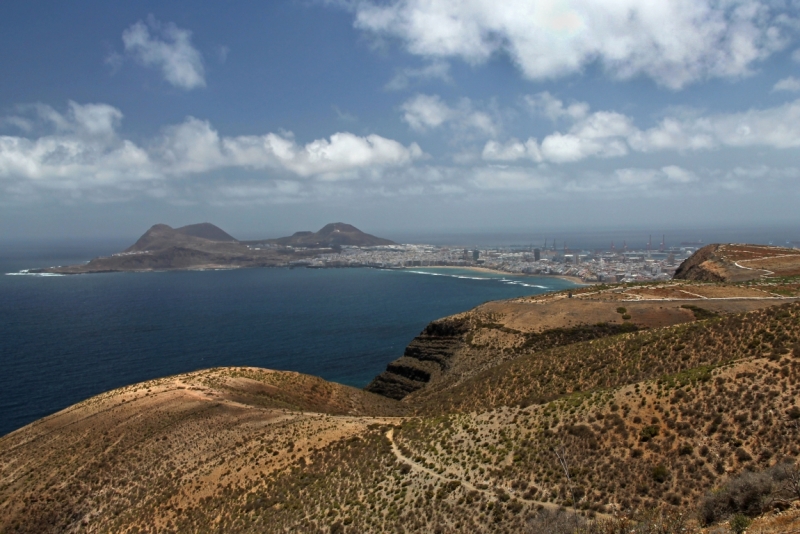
xmin=3 ymin=281 xmax=800 ymax=533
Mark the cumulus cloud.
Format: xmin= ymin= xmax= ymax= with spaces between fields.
xmin=484 ymin=95 xmax=800 ymax=164
xmin=353 ymin=0 xmax=793 ymax=89
xmin=401 ymin=94 xmax=455 ymax=130
xmin=0 ymin=102 xmax=153 ymax=188
xmin=157 ymin=118 xmax=423 ymax=178
xmin=401 ymin=94 xmax=498 ymax=136
xmin=630 ymin=100 xmax=800 ymax=151
xmin=122 ymin=18 xmax=206 ymax=89
xmin=773 ymin=76 xmax=800 ymax=92
xmin=0 ymin=102 xmax=424 ymax=198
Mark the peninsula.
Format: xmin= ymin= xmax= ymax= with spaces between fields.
xmin=31 ymin=222 xmax=395 ymax=274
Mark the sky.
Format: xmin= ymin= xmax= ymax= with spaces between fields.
xmin=1 ymin=0 xmax=800 ymax=240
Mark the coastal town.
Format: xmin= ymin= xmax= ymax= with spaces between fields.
xmin=280 ymin=240 xmax=701 ymax=283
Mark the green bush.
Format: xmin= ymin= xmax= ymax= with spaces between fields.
xmin=639 ymin=425 xmax=659 ymax=442
xmin=729 ymin=513 xmax=750 ymax=534
xmin=652 ymin=464 xmax=669 ymax=483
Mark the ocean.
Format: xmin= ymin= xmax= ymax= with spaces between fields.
xmin=0 ymin=240 xmax=576 ymax=437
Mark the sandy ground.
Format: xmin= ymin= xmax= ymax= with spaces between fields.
xmin=401 ymin=265 xmax=592 ymax=285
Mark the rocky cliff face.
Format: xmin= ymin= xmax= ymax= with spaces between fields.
xmin=364 ymin=318 xmax=469 ymax=400
xmin=673 ymin=244 xmax=727 ymax=281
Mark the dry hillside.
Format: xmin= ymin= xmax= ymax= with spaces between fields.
xmin=674 ymin=244 xmax=800 ymax=282
xmin=3 ymin=271 xmax=800 ymax=532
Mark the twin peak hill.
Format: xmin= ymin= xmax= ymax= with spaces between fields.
xmin=4 ymin=244 xmax=800 ymax=532
xmin=33 ymin=222 xmax=394 ymax=274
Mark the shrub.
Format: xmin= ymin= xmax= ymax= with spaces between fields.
xmin=728 ymin=513 xmax=750 ymax=534
xmin=640 ymin=426 xmax=659 ymax=442
xmin=699 ymin=470 xmax=773 ymax=525
xmin=734 ymin=448 xmax=752 ymax=462
xmin=617 ymin=307 xmax=627 ymax=315
xmin=526 ymin=508 xmax=584 ymax=534
xmin=652 ymin=464 xmax=669 ymax=483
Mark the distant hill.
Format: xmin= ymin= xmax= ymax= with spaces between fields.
xmin=175 ymin=223 xmax=237 ymax=242
xmin=674 ymin=243 xmax=800 ymax=282
xmin=33 ymin=222 xmax=394 ymax=274
xmin=125 ymin=223 xmax=237 ymax=253
xmin=264 ymin=222 xmax=395 ymax=247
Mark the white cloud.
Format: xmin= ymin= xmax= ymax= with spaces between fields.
xmin=485 ymin=97 xmax=800 ymax=164
xmin=773 ymin=76 xmax=800 ymax=92
xmin=157 ymin=118 xmax=424 ymax=178
xmin=0 ymin=102 xmax=424 ymax=197
xmin=401 ymin=94 xmax=456 ymax=130
xmin=482 ymin=139 xmax=541 ymax=162
xmin=400 ymin=94 xmax=498 ymax=136
xmin=354 ymin=0 xmax=794 ymax=89
xmin=122 ymin=18 xmax=206 ymax=89
xmin=0 ymin=102 xmax=153 ymax=187
xmin=630 ymin=100 xmax=800 ymax=151
xmin=386 ymin=61 xmax=451 ymax=90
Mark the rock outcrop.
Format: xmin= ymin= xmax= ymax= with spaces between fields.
xmin=365 ymin=318 xmax=468 ymax=400
xmin=673 ymin=243 xmax=800 ymax=282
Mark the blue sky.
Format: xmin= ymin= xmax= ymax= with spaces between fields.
xmin=2 ymin=0 xmax=800 ymax=239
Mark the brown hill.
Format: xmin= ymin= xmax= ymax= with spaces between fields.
xmin=125 ymin=223 xmax=237 ymax=252
xmin=675 ymin=243 xmax=800 ymax=282
xmin=175 ymin=222 xmax=238 ymax=242
xmin=366 ymin=280 xmax=796 ymax=401
xmin=34 ymin=224 xmax=314 ymax=274
xmin=265 ymin=222 xmax=395 ymax=247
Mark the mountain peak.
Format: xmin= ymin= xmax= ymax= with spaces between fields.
xmin=269 ymin=223 xmax=394 ymax=247
xmin=175 ymin=223 xmax=237 ymax=242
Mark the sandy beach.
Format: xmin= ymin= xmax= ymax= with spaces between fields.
xmin=401 ymin=265 xmax=592 ymax=285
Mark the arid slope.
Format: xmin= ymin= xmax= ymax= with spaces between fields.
xmin=3 ymin=278 xmax=800 ymax=533
xmin=367 ymin=279 xmax=797 ymax=402
xmin=674 ymin=244 xmax=800 ymax=282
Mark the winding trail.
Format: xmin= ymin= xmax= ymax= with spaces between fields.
xmin=385 ymin=428 xmax=612 ymax=519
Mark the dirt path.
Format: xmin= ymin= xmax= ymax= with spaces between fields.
xmin=385 ymin=429 xmax=610 ymax=519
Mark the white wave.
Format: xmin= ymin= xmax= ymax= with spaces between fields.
xmin=6 ymin=271 xmax=66 ymax=277
xmin=407 ymin=270 xmax=495 ymax=281
xmin=405 ymin=270 xmax=551 ymax=286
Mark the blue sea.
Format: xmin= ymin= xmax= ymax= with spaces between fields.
xmin=0 ymin=240 xmax=576 ymax=437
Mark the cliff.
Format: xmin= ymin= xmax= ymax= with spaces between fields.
xmin=674 ymin=243 xmax=800 ymax=282
xmin=367 ymin=281 xmax=794 ymax=403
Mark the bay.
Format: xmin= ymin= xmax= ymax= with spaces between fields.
xmin=0 ymin=242 xmax=576 ymax=437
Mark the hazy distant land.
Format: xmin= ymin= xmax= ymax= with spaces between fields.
xmin=31 ymin=222 xmax=395 ymax=275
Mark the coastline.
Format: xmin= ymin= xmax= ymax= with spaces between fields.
xmin=400 ymin=265 xmax=593 ymax=286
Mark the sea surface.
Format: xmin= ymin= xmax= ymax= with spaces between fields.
xmin=0 ymin=240 xmax=576 ymax=436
